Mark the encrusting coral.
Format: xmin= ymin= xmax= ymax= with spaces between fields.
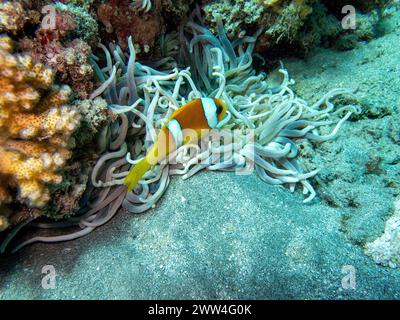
xmin=96 ymin=0 xmax=194 ymax=56
xmin=0 ymin=0 xmax=40 ymax=34
xmin=97 ymin=0 xmax=162 ymax=53
xmin=21 ymin=36 xmax=95 ymax=99
xmin=202 ymin=0 xmax=388 ymax=55
xmin=0 ymin=0 xmax=99 ymax=99
xmin=19 ymin=5 xmax=95 ymax=99
xmin=53 ymin=2 xmax=99 ymax=44
xmin=365 ymin=195 xmax=400 ymax=268
xmin=202 ymin=0 xmax=315 ymax=45
xmin=0 ymin=35 xmax=80 ymax=211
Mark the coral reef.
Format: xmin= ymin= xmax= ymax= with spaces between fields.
xmin=37 ymin=96 xmax=112 ymax=220
xmin=74 ymin=97 xmax=113 ymax=145
xmin=321 ymin=0 xmax=393 ymax=14
xmin=365 ymin=196 xmax=400 ymax=268
xmin=96 ymin=0 xmax=194 ymax=55
xmin=266 ymin=0 xmax=314 ymax=43
xmin=202 ymin=0 xmax=272 ymax=38
xmin=160 ymin=0 xmax=195 ymax=20
xmin=53 ymin=2 xmax=99 ymax=44
xmin=0 ymin=1 xmax=40 ymax=34
xmin=21 ymin=36 xmax=95 ymax=99
xmin=97 ymin=0 xmax=162 ymax=53
xmin=202 ymin=0 xmax=314 ymax=48
xmin=202 ymin=0 xmax=387 ymax=56
xmin=0 ymin=35 xmax=80 ymax=212
xmin=0 ymin=0 xmax=99 ymax=99
xmin=334 ymin=11 xmax=379 ymax=50
xmin=18 ymin=5 xmax=95 ymax=99
xmin=0 ymin=0 xmax=110 ymax=238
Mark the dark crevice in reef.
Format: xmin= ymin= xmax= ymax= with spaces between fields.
xmin=255 ymin=0 xmax=394 ymax=63
xmin=321 ymin=0 xmax=393 ymax=15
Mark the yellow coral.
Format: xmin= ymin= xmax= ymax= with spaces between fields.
xmin=0 ymin=1 xmax=25 ymax=34
xmin=261 ymin=0 xmax=285 ymax=11
xmin=261 ymin=0 xmax=312 ymax=16
xmin=0 ymin=35 xmax=80 ymax=208
xmin=293 ymin=0 xmax=313 ymax=18
xmin=0 ymin=215 xmax=9 ymax=232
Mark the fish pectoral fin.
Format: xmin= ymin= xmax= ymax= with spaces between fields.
xmin=183 ymin=130 xmax=200 ymax=145
xmin=124 ymin=157 xmax=152 ymax=192
xmin=183 ymin=135 xmax=192 ymax=145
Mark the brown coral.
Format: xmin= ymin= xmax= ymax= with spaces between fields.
xmin=19 ymin=9 xmax=94 ymax=99
xmin=0 ymin=35 xmax=80 ymax=209
xmin=97 ymin=0 xmax=162 ymax=53
xmin=0 ymin=0 xmax=40 ymax=34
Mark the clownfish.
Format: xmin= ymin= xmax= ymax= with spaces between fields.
xmin=124 ymin=98 xmax=227 ymax=192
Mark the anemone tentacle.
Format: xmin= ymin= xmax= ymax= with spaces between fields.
xmin=12 ymin=20 xmax=359 ymax=250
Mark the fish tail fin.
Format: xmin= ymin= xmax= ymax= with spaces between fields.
xmin=124 ymin=157 xmax=152 ymax=192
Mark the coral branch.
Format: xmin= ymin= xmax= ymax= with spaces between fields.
xmin=0 ymin=35 xmax=80 ymax=208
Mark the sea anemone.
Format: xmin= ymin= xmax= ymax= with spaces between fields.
xmin=132 ymin=0 xmax=152 ymax=13
xmin=8 ymin=19 xmax=359 ymax=251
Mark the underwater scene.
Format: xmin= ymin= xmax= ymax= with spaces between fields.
xmin=0 ymin=0 xmax=399 ymax=301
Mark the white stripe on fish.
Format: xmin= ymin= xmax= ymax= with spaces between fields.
xmin=201 ymin=98 xmax=218 ymax=129
xmin=166 ymin=118 xmax=183 ymax=147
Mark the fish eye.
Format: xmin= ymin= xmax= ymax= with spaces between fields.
xmin=216 ymin=105 xmax=223 ymax=114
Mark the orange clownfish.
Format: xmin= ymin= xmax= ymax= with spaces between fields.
xmin=124 ymin=98 xmax=227 ymax=192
